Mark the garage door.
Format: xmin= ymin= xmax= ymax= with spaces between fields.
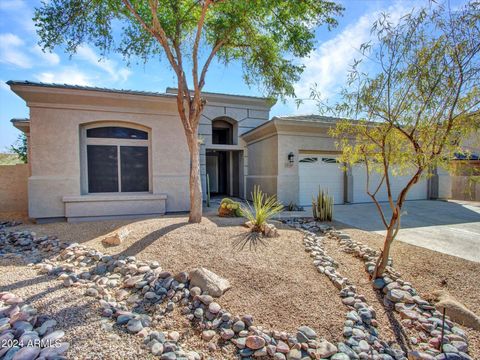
xmin=352 ymin=165 xmax=428 ymax=203
xmin=299 ymin=154 xmax=344 ymax=206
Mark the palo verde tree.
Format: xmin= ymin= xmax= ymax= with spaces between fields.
xmin=34 ymin=0 xmax=343 ymax=223
xmin=325 ymin=3 xmax=480 ymax=278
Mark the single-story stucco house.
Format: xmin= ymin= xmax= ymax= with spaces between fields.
xmin=7 ymin=81 xmax=450 ymax=222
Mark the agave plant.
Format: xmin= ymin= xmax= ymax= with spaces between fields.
xmin=241 ymin=186 xmax=284 ymax=232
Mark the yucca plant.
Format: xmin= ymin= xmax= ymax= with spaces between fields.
xmin=312 ymin=188 xmax=334 ymax=221
xmin=241 ymin=186 xmax=284 ymax=232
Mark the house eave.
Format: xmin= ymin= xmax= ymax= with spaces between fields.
xmin=11 ymin=118 xmax=30 ymax=133
xmin=165 ymin=87 xmax=276 ymax=108
xmin=8 ymin=81 xmax=179 ymax=115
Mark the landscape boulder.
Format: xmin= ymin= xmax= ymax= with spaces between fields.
xmin=101 ymin=228 xmax=129 ymax=247
xmin=189 ymin=267 xmax=231 ymax=297
xmin=263 ymin=223 xmax=279 ymax=238
xmin=432 ymin=290 xmax=480 ymax=330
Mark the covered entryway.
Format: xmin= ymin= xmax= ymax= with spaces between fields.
xmin=352 ymin=165 xmax=428 ymax=203
xmin=206 ymin=150 xmax=243 ymax=197
xmin=299 ymin=153 xmax=344 ymax=206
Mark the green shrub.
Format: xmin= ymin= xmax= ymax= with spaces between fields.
xmin=312 ymin=189 xmax=333 ymax=221
xmin=241 ymin=186 xmax=284 ymax=232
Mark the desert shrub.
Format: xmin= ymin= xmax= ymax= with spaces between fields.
xmin=312 ymin=189 xmax=333 ymax=221
xmin=286 ymin=202 xmax=304 ymax=211
xmin=218 ymin=198 xmax=243 ymax=217
xmin=241 ymin=186 xmax=283 ymax=232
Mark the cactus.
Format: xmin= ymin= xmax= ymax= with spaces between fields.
xmin=206 ymin=174 xmax=211 ymax=207
xmin=219 ymin=198 xmax=243 ymax=217
xmin=312 ymin=188 xmax=334 ymax=221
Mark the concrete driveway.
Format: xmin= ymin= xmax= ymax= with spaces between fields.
xmin=334 ymin=200 xmax=480 ymax=263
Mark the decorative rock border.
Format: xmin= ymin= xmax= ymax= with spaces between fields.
xmin=287 ymin=219 xmax=406 ymax=360
xmin=283 ymin=218 xmax=472 ymax=360
xmin=0 ymin=291 xmax=69 ymax=359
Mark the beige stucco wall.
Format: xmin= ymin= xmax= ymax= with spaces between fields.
xmin=245 ymin=134 xmax=278 ymax=199
xmin=276 ymin=131 xmax=339 ymax=205
xmin=244 ymin=120 xmax=341 ymax=205
xmin=0 ymin=164 xmax=29 ymax=215
xmin=12 ymin=85 xmax=190 ymax=220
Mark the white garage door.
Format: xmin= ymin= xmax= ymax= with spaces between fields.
xmin=352 ymin=165 xmax=428 ymax=203
xmin=299 ymin=154 xmax=344 ymax=206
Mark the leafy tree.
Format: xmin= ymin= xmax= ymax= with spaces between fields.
xmin=324 ymin=3 xmax=480 ymax=278
xmin=34 ymin=0 xmax=343 ymax=223
xmin=10 ymin=134 xmax=28 ymax=164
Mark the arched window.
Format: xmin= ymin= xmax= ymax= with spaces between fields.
xmin=82 ymin=125 xmax=150 ymax=193
xmin=212 ymin=119 xmax=234 ymax=145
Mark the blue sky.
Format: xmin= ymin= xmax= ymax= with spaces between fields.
xmin=0 ymin=0 xmax=462 ymax=150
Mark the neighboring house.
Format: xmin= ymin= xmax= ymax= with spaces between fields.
xmin=7 ymin=81 xmax=442 ymax=222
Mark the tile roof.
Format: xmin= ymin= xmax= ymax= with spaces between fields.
xmin=165 ymin=87 xmax=273 ymax=101
xmin=272 ymin=114 xmax=349 ymax=123
xmin=7 ymin=81 xmax=273 ymax=102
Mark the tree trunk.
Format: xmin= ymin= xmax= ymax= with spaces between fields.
xmin=187 ymin=134 xmax=203 ymax=223
xmin=373 ymin=225 xmax=395 ymax=279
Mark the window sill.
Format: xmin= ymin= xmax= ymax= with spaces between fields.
xmin=63 ymin=193 xmax=167 ymax=203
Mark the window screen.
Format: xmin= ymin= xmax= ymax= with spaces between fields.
xmin=87 ymin=127 xmax=148 ymax=140
xmin=87 ymin=145 xmax=119 ymax=192
xmin=120 ymin=146 xmax=149 ymax=192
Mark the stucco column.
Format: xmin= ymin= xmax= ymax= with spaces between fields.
xmin=26 ymin=132 xmax=32 ymax=176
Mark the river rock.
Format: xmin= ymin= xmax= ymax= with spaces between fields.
xmin=126 ymin=319 xmax=143 ymax=333
xmin=315 ymin=340 xmax=338 ymax=358
xmin=246 ymin=335 xmax=265 ymax=350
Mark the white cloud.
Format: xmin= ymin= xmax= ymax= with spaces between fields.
xmin=31 ymin=45 xmax=60 ymax=66
xmin=76 ymin=45 xmax=131 ymax=82
xmin=0 ymin=33 xmax=32 ymax=68
xmin=35 ymin=67 xmax=92 ymax=86
xmin=290 ymin=2 xmax=414 ymax=115
xmin=0 ymin=0 xmax=36 ymax=34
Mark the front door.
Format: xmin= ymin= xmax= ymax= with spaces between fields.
xmin=206 ymin=150 xmax=229 ymax=195
xmin=206 ymin=150 xmax=241 ymax=197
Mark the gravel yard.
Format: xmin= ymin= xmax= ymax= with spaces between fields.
xmin=0 ymin=258 xmax=154 ymax=360
xmin=12 ymin=216 xmax=346 ymax=340
xmin=2 ymin=215 xmax=479 ymax=359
